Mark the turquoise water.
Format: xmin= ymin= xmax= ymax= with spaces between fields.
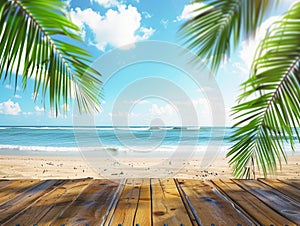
xmin=0 ymin=126 xmax=298 ymax=157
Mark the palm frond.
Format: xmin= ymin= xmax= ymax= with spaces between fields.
xmin=228 ymin=1 xmax=300 ymax=178
xmin=0 ymin=0 xmax=102 ymax=115
xmin=179 ymin=0 xmax=277 ymax=72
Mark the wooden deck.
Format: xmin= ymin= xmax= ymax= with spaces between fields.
xmin=0 ymin=178 xmax=299 ymax=225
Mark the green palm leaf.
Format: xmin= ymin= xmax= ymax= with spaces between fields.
xmin=0 ymin=0 xmax=102 ymax=115
xmin=179 ymin=0 xmax=277 ymax=72
xmin=228 ymin=2 xmax=300 ymax=178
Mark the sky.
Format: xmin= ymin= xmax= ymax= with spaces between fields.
xmin=0 ymin=0 xmax=297 ymax=126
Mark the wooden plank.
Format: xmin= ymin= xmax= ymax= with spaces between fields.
xmin=4 ymin=178 xmax=91 ymax=226
xmin=52 ymin=179 xmax=121 ymax=225
xmin=176 ymin=179 xmax=250 ymax=226
xmin=0 ymin=179 xmax=64 ymax=224
xmin=0 ymin=180 xmax=41 ymax=204
xmin=259 ymin=179 xmax=300 ymax=202
xmin=235 ymin=179 xmax=300 ymax=225
xmin=175 ymin=180 xmax=198 ymax=226
xmin=103 ymin=179 xmax=125 ymax=226
xmin=134 ymin=178 xmax=151 ymax=226
xmin=212 ymin=179 xmax=296 ymax=226
xmin=280 ymin=179 xmax=300 ymax=190
xmin=0 ymin=180 xmax=16 ymax=189
xmin=152 ymin=178 xmax=192 ymax=226
xmin=107 ymin=178 xmax=142 ymax=225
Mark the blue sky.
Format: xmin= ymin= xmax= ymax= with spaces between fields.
xmin=0 ymin=0 xmax=296 ymax=126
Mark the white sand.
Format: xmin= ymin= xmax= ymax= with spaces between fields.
xmin=0 ymin=153 xmax=299 ymax=179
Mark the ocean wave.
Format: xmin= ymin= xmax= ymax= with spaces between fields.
xmin=0 ymin=144 xmax=120 ymax=152
xmin=1 ymin=126 xmax=75 ymax=130
xmin=0 ymin=144 xmax=79 ymax=152
xmin=0 ymin=144 xmax=225 ymax=153
xmin=114 ymin=126 xmax=202 ymax=131
xmin=115 ymin=127 xmax=150 ymax=131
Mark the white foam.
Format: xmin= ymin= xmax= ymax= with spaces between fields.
xmin=0 ymin=144 xmax=79 ymax=152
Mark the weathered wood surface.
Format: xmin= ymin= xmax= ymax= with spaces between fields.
xmin=281 ymin=179 xmax=300 ymax=190
xmin=106 ymin=178 xmax=142 ymax=225
xmin=133 ymin=178 xmax=151 ymax=226
xmin=0 ymin=178 xmax=298 ymax=225
xmin=212 ymin=179 xmax=297 ymax=226
xmin=176 ymin=179 xmax=250 ymax=226
xmin=152 ymin=178 xmax=192 ymax=226
xmin=235 ymin=179 xmax=300 ymax=224
xmin=53 ymin=179 xmax=121 ymax=226
xmin=3 ymin=179 xmax=91 ymax=226
xmin=0 ymin=180 xmax=64 ymax=224
xmin=259 ymin=178 xmax=300 ymax=202
xmin=0 ymin=180 xmax=41 ymax=204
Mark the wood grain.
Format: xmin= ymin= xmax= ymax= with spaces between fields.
xmin=0 ymin=180 xmax=16 ymax=189
xmin=177 ymin=179 xmax=250 ymax=225
xmin=213 ymin=179 xmax=296 ymax=226
xmin=0 ymin=178 xmax=297 ymax=226
xmin=52 ymin=179 xmax=121 ymax=225
xmin=259 ymin=179 xmax=300 ymax=203
xmin=235 ymin=179 xmax=300 ymax=225
xmin=134 ymin=178 xmax=151 ymax=226
xmin=152 ymin=178 xmax=192 ymax=226
xmin=4 ymin=178 xmax=91 ymax=226
xmin=0 ymin=180 xmax=64 ymax=224
xmin=0 ymin=180 xmax=41 ymax=204
xmin=108 ymin=178 xmax=142 ymax=225
xmin=281 ymin=179 xmax=300 ymax=190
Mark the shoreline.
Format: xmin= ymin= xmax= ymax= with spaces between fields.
xmin=0 ymin=153 xmax=299 ymax=180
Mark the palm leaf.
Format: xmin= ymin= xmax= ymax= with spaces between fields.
xmin=179 ymin=0 xmax=277 ymax=72
xmin=228 ymin=1 xmax=300 ymax=178
xmin=0 ymin=0 xmax=102 ymax=114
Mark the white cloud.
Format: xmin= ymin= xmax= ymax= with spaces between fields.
xmin=34 ymin=106 xmax=45 ymax=112
xmin=137 ymin=27 xmax=155 ymax=40
xmin=142 ymin=11 xmax=151 ymax=19
xmin=22 ymin=112 xmax=33 ymax=116
xmin=160 ymin=19 xmax=169 ymax=29
xmin=134 ymin=100 xmax=149 ymax=104
xmin=14 ymin=94 xmax=22 ymax=99
xmin=92 ymin=0 xmax=120 ymax=8
xmin=192 ymin=97 xmax=209 ymax=107
xmin=124 ymin=99 xmax=149 ymax=105
xmin=149 ymin=104 xmax=175 ymax=116
xmin=108 ymin=111 xmax=137 ymax=118
xmin=5 ymin=84 xmax=21 ymax=90
xmin=177 ymin=3 xmax=207 ymax=21
xmin=64 ymin=0 xmax=72 ymax=7
xmin=48 ymin=111 xmax=67 ymax=119
xmin=238 ymin=16 xmax=280 ymax=76
xmin=70 ymin=5 xmax=155 ymax=51
xmin=0 ymin=99 xmax=21 ymax=115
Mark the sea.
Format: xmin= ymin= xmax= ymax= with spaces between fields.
xmin=0 ymin=126 xmax=298 ymax=158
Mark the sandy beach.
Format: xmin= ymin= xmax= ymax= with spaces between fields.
xmin=0 ymin=153 xmax=299 ymax=180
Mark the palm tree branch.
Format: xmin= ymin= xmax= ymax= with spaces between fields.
xmin=0 ymin=0 xmax=102 ymax=114
xmin=179 ymin=0 xmax=277 ymax=72
xmin=228 ymin=2 xmax=300 ymax=178
xmin=13 ymin=0 xmax=74 ymax=76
